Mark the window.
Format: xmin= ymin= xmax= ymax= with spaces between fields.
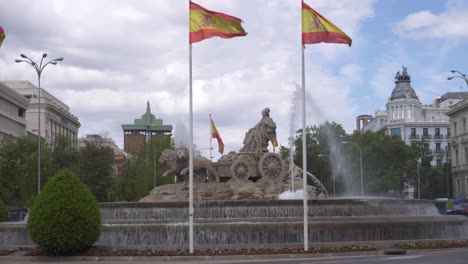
xmin=411 ymin=128 xmax=416 ymax=136
xmin=390 ymin=128 xmax=401 ymax=138
xmin=465 ymin=146 xmax=468 ymax=164
xmin=456 ymin=149 xmax=459 ymax=165
xmin=436 ymin=143 xmax=441 ymax=151
xmin=436 ymin=159 xmax=442 ymax=166
xmin=454 ymin=122 xmax=458 ymax=136
xmin=435 ymin=128 xmax=440 ymax=137
xmin=447 ymin=128 xmax=451 ymax=138
xmin=423 ymin=128 xmax=428 ymax=136
xmin=464 ymin=119 xmax=467 ymax=132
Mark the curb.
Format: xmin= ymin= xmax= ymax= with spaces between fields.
xmin=0 ymin=250 xmax=384 ymax=262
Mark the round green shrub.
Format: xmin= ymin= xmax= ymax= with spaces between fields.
xmin=27 ymin=170 xmax=101 ymax=255
xmin=0 ymin=200 xmax=8 ymax=222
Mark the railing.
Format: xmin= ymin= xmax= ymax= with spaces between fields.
xmin=433 ymin=135 xmax=444 ymax=139
xmin=409 ymin=134 xmax=420 ymax=139
xmin=422 ymin=135 xmax=432 ymax=139
xmin=446 ymin=134 xmax=451 ymax=139
xmin=434 ymin=149 xmax=445 ymax=155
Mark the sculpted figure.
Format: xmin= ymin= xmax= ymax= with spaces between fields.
xmin=240 ymin=108 xmax=277 ymax=153
xmin=159 ymin=148 xmax=220 ymax=183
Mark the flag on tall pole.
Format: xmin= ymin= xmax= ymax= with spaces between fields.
xmin=300 ymin=0 xmax=351 ymax=252
xmin=188 ymin=1 xmax=246 ymax=254
xmin=0 ymin=26 xmax=5 ymax=47
xmin=302 ymin=2 xmax=351 ymax=46
xmin=190 ymin=1 xmax=247 ymax=44
xmin=210 ymin=116 xmax=224 ymax=154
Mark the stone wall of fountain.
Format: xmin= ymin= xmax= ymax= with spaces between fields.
xmin=2 ymin=198 xmax=468 ymax=248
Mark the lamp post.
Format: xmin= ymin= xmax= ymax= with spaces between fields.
xmin=342 ymin=141 xmax=364 ymax=197
xmin=318 ymin=154 xmax=335 ymax=197
xmin=15 ymin=53 xmax=64 ymax=195
xmin=447 ymin=70 xmax=468 ymax=88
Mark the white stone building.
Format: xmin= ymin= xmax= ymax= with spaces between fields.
xmin=447 ymin=99 xmax=468 ymax=200
xmin=0 ymin=83 xmax=29 ymax=141
xmin=1 ymin=81 xmax=80 ymax=145
xmin=361 ymin=67 xmax=465 ymax=166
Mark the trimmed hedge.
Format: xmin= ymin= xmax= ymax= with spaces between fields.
xmin=0 ymin=200 xmax=8 ymax=222
xmin=27 ymin=170 xmax=101 ymax=255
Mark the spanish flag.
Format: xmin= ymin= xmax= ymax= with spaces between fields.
xmin=302 ymin=1 xmax=352 ymax=46
xmin=189 ymin=1 xmax=247 ymax=44
xmin=210 ymin=117 xmax=224 ymax=154
xmin=0 ymin=26 xmax=5 ymax=47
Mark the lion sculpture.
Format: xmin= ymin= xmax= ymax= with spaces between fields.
xmin=159 ymin=148 xmax=220 ymax=183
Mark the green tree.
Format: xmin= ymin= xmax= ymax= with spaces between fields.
xmin=0 ymin=199 xmax=8 ymax=222
xmin=0 ymin=136 xmax=55 ymax=207
xmin=52 ymin=135 xmax=79 ymax=172
xmin=112 ymin=137 xmax=172 ymax=201
xmin=77 ymin=142 xmax=114 ymax=202
xmin=27 ymin=170 xmax=101 ymax=256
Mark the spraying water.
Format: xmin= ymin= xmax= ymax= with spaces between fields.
xmin=289 ymin=83 xmax=302 ymax=191
xmin=174 ymin=121 xmax=189 ymax=149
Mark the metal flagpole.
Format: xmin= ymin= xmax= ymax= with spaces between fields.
xmin=188 ymin=44 xmax=194 ymax=254
xmin=301 ymin=43 xmax=308 ymax=251
xmin=209 ymin=114 xmax=213 ymax=161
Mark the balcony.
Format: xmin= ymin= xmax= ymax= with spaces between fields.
xmin=409 ymin=134 xmax=420 ymax=140
xmin=433 ymin=134 xmax=444 ymax=140
xmin=446 ymin=134 xmax=451 ymax=139
xmin=433 ymin=149 xmax=445 ymax=156
xmin=422 ymin=135 xmax=432 ymax=140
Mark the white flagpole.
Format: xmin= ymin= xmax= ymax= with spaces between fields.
xmin=301 ymin=43 xmax=308 ymax=251
xmin=209 ymin=114 xmax=213 ymax=160
xmin=188 ymin=44 xmax=194 ymax=254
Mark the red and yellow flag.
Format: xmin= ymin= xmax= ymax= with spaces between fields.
xmin=302 ymin=1 xmax=352 ymax=46
xmin=0 ymin=26 xmax=5 ymax=47
xmin=189 ymin=1 xmax=247 ymax=44
xmin=210 ymin=117 xmax=224 ymax=154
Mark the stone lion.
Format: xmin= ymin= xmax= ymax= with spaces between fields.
xmin=176 ymin=148 xmax=220 ymax=183
xmin=159 ymin=148 xmax=220 ymax=183
xmin=159 ymin=149 xmax=177 ymax=178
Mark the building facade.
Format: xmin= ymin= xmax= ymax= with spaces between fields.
xmin=447 ymin=99 xmax=468 ymax=200
xmin=362 ymin=67 xmax=464 ymax=166
xmin=121 ymin=101 xmax=172 ymax=154
xmin=0 ymin=83 xmax=29 ymax=141
xmin=2 ymin=81 xmax=80 ymax=146
xmin=78 ymin=134 xmax=127 ymax=176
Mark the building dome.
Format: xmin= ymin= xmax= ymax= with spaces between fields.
xmin=389 ymin=66 xmax=419 ymax=101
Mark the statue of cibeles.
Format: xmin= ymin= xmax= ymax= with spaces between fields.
xmin=240 ymin=107 xmax=277 ymax=153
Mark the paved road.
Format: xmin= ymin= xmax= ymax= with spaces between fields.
xmin=2 ymin=249 xmax=468 ymax=263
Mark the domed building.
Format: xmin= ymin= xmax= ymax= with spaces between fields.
xmin=361 ymin=66 xmax=466 ymax=166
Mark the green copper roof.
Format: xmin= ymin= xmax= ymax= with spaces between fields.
xmin=121 ymin=101 xmax=173 ymax=132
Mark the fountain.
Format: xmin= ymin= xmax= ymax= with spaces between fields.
xmin=1 ymin=107 xmax=468 ymax=249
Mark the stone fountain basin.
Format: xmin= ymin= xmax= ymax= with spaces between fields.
xmin=2 ymin=198 xmax=467 ymax=248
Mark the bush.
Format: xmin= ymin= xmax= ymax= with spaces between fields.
xmin=27 ymin=170 xmax=101 ymax=255
xmin=0 ymin=200 xmax=8 ymax=222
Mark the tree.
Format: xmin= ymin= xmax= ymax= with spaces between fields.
xmin=27 ymin=170 xmax=101 ymax=255
xmin=0 ymin=136 xmax=55 ymax=207
xmin=112 ymin=137 xmax=172 ymax=201
xmin=51 ymin=135 xmax=79 ymax=172
xmin=77 ymin=142 xmax=114 ymax=202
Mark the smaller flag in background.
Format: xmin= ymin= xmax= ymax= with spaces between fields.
xmin=0 ymin=26 xmax=5 ymax=47
xmin=210 ymin=117 xmax=224 ymax=154
xmin=302 ymin=1 xmax=352 ymax=46
xmin=189 ymin=1 xmax=247 ymax=44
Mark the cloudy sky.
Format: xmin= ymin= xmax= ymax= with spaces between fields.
xmin=1 ymin=0 xmax=467 ymax=159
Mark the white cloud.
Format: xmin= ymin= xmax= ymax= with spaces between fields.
xmin=393 ymin=4 xmax=468 ymax=39
xmin=0 ymin=0 xmax=376 ymax=156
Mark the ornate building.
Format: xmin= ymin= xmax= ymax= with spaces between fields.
xmin=1 ymin=81 xmax=80 ymax=145
xmin=361 ymin=67 xmax=465 ymax=166
xmin=121 ymin=102 xmax=172 ymax=154
xmin=0 ymin=83 xmax=29 ymax=141
xmin=447 ymin=99 xmax=468 ymax=200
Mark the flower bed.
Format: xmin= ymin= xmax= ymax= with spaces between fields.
xmin=25 ymin=244 xmax=376 ymax=256
xmin=0 ymin=249 xmax=16 ymax=256
xmin=396 ymin=240 xmax=468 ymax=249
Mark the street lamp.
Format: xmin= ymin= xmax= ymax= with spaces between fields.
xmin=15 ymin=53 xmax=64 ymax=195
xmin=447 ymin=70 xmax=468 ymax=88
xmin=318 ymin=154 xmax=335 ymax=198
xmin=342 ymin=141 xmax=364 ymax=197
